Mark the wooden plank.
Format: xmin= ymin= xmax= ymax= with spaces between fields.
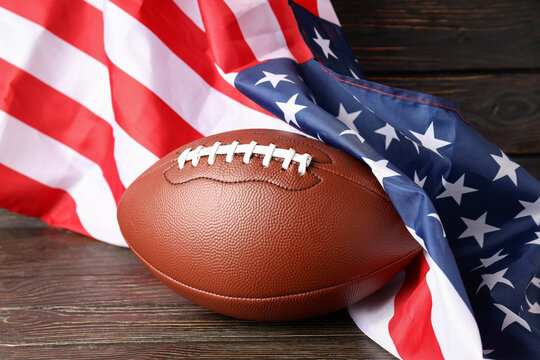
xmin=333 ymin=0 xmax=540 ymax=72
xmin=0 ymin=306 xmax=392 ymax=359
xmin=368 ymin=73 xmax=540 ymax=155
xmin=0 ymin=307 xmax=358 ymax=344
xmin=0 ymin=274 xmax=182 ymax=307
xmin=0 ymin=338 xmax=393 ymax=360
xmin=0 ymin=223 xmax=144 ymax=278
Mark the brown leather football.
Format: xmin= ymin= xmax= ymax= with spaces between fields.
xmin=117 ymin=129 xmax=421 ymax=321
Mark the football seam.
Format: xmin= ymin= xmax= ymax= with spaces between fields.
xmin=310 ymin=165 xmax=389 ymax=203
xmin=127 ymin=240 xmax=420 ymax=301
xmin=162 ymin=158 xmax=389 ymax=202
xmin=163 ymin=162 xmax=323 ymax=192
xmin=249 ymin=131 xmax=333 ymax=164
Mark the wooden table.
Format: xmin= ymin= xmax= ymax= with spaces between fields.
xmin=1 ymin=1 xmax=538 ymax=358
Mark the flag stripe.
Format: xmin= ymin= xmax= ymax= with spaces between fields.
xmin=425 ymin=256 xmax=484 ymax=360
xmin=172 ymin=0 xmax=205 ymax=31
xmin=224 ymin=0 xmax=293 ymax=62
xmin=0 ymin=6 xmax=114 ymax=122
xmin=0 ymin=5 xmax=159 ymax=186
xmin=109 ymin=0 xmax=273 ymax=118
xmin=316 ymin=0 xmax=340 ymax=25
xmin=197 ymin=0 xmax=259 ymax=73
xmin=108 ymin=62 xmax=203 ymax=157
xmin=0 ymin=163 xmax=89 ymax=236
xmin=103 ymin=1 xmax=296 ymax=137
xmin=389 ymin=255 xmax=445 ymax=360
xmin=83 ymin=0 xmax=102 ymax=11
xmin=0 ymin=58 xmax=125 ymax=203
xmin=0 ymin=110 xmax=125 ymax=246
xmin=293 ymin=0 xmax=319 ymax=17
xmin=268 ymin=0 xmax=314 ymax=64
xmin=0 ymin=0 xmax=107 ymax=64
xmin=348 ymin=272 xmax=404 ymax=359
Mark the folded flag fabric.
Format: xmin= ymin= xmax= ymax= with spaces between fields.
xmin=0 ymin=1 xmax=537 ymax=359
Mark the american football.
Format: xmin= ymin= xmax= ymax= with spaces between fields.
xmin=117 ymin=129 xmax=421 ymax=321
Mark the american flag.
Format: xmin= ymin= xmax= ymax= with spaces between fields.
xmin=0 ymin=1 xmax=538 ymax=359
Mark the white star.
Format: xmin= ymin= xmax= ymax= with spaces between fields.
xmin=336 ymin=103 xmax=362 ymax=131
xmin=526 ymin=231 xmax=540 ymax=246
xmin=275 ymin=93 xmax=306 ymax=127
xmin=350 ymin=68 xmax=360 ymax=79
xmin=255 ymin=71 xmax=294 ymax=88
xmin=525 ymin=294 xmax=540 ymax=314
xmin=339 ymin=129 xmax=365 ymax=142
xmin=406 ymin=136 xmax=420 ymax=153
xmin=362 ymin=157 xmax=400 ymax=189
xmin=459 ymin=212 xmax=499 ymax=248
xmin=494 ymin=303 xmax=531 ymax=332
xmin=477 ymin=268 xmax=514 ymax=293
xmin=515 ymin=196 xmax=540 ymax=226
xmin=532 ymin=277 xmax=540 ymax=288
xmin=491 ymin=150 xmax=519 ymax=186
xmin=436 ymin=174 xmax=477 ymax=205
xmin=409 ymin=122 xmax=451 ymax=157
xmin=428 ymin=213 xmax=447 ymax=237
xmin=472 ymin=249 xmax=508 ymax=271
xmin=374 ymin=123 xmax=399 ymax=150
xmin=312 ymin=28 xmax=338 ymax=59
xmin=414 ymin=171 xmax=427 ymax=188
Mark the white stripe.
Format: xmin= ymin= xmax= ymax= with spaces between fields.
xmin=0 ymin=110 xmax=126 ymax=247
xmin=349 ymin=271 xmax=405 ymax=358
xmin=348 ymin=272 xmax=403 ymax=359
xmin=223 ymin=0 xmax=292 ymax=62
xmin=83 ymin=0 xmax=103 ymax=11
xmin=103 ymin=1 xmax=298 ymax=136
xmin=0 ymin=7 xmax=158 ymax=186
xmin=173 ymin=0 xmax=205 ymax=32
xmin=350 ymin=250 xmax=484 ymax=359
xmin=425 ymin=255 xmax=484 ymax=360
xmin=0 ymin=7 xmax=113 ymax=121
xmin=317 ymin=0 xmax=340 ymax=26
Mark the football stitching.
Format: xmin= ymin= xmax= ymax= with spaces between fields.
xmin=175 ymin=134 xmax=334 ymax=164
xmin=128 ymin=241 xmax=420 ymax=301
xmin=163 ymin=162 xmax=322 ymax=192
xmin=250 ymin=131 xmax=333 ymax=164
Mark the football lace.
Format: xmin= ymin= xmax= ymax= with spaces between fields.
xmin=177 ymin=141 xmax=312 ymax=175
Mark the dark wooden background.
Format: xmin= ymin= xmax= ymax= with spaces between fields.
xmin=1 ymin=1 xmax=538 ymax=359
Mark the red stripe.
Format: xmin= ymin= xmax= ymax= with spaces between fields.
xmin=0 ymin=164 xmax=89 ymax=236
xmin=0 ymin=0 xmax=106 ymax=64
xmin=197 ymin=0 xmax=259 ymax=73
xmin=110 ymin=0 xmax=273 ymax=118
xmin=292 ymin=0 xmax=319 ymax=17
xmin=108 ymin=62 xmax=203 ymax=158
xmin=268 ymin=0 xmax=313 ymax=64
xmin=0 ymin=58 xmax=125 ymax=203
xmin=389 ymin=255 xmax=444 ymax=360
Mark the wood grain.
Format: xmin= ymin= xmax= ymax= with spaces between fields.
xmin=334 ymin=0 xmax=540 ymax=72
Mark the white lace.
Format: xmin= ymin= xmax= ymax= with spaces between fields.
xmin=177 ymin=141 xmax=312 ymax=175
